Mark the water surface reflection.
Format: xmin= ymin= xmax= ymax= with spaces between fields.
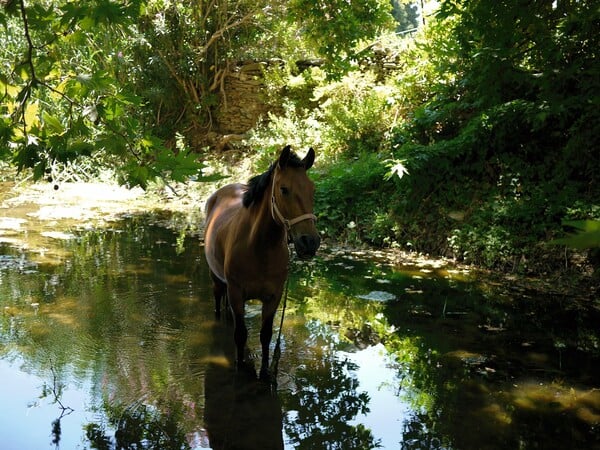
xmin=0 ymin=214 xmax=598 ymax=449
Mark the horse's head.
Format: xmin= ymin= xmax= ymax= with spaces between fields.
xmin=272 ymin=145 xmax=320 ymax=259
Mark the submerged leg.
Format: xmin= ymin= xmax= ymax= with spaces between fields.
xmin=233 ymin=311 xmax=248 ymax=368
xmin=228 ymin=285 xmax=248 ymax=370
xmin=259 ymin=297 xmax=280 ymax=380
xmin=210 ymin=271 xmax=226 ymax=318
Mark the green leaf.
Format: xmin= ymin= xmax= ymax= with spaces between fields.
xmin=127 ymin=164 xmax=151 ymax=189
xmin=0 ymin=117 xmax=15 ymax=148
xmin=96 ymin=133 xmax=127 ymax=155
xmin=152 ymin=147 xmax=203 ymax=182
xmin=42 ymin=112 xmax=65 ymax=135
xmin=68 ymin=140 xmax=94 ymax=156
xmin=552 ymin=220 xmax=600 ymax=249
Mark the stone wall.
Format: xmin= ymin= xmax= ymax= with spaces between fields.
xmin=214 ymin=62 xmax=271 ymax=135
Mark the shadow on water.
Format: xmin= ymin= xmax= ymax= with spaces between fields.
xmin=0 ymin=212 xmax=598 ymax=449
xmin=203 ymin=320 xmax=284 ymax=450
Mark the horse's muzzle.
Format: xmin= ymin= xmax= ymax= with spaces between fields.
xmin=293 ymin=234 xmax=321 ymax=260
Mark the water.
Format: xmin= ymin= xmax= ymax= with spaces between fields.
xmin=0 ymin=212 xmax=598 ymax=449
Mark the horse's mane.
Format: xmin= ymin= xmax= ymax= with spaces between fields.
xmin=242 ymin=151 xmax=305 ymax=208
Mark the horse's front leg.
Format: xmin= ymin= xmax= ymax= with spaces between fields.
xmin=259 ymin=295 xmax=281 ymax=380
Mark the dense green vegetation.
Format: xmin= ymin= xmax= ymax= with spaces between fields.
xmin=1 ymin=0 xmax=598 ymax=274
xmin=251 ymin=0 xmax=600 ymax=274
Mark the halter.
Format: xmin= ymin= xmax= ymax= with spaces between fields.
xmin=270 ymin=170 xmax=317 ymax=232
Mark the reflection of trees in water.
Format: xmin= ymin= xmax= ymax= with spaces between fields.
xmin=1 ymin=223 xmax=209 ymax=449
xmin=5 ymin=216 xmax=598 ymax=449
xmin=85 ymin=401 xmax=190 ymax=450
xmin=282 ymin=355 xmax=380 ymax=449
xmin=401 ymin=412 xmax=449 ymax=450
xmin=40 ymin=363 xmax=75 ymax=449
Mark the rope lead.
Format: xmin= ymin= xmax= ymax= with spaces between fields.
xmin=269 ymin=244 xmax=293 ymax=383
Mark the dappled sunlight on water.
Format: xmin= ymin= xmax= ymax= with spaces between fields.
xmin=0 ymin=206 xmax=598 ymax=449
xmin=510 ymin=381 xmax=600 ymax=424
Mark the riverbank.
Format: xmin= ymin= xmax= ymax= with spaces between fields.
xmin=1 ymin=169 xmax=597 ymax=303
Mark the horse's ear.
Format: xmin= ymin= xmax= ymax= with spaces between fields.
xmin=278 ymin=145 xmax=292 ymax=169
xmin=303 ymin=147 xmax=315 ymax=170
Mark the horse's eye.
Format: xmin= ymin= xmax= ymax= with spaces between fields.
xmin=280 ymin=186 xmax=290 ymax=196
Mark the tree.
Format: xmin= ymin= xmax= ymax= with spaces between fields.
xmin=287 ymin=0 xmax=394 ymax=77
xmin=426 ymin=0 xmax=600 ymax=195
xmin=391 ymin=0 xmax=419 ymax=33
xmin=131 ymin=0 xmax=288 ymax=146
xmin=0 ymin=0 xmax=208 ymax=187
xmin=1 ymin=0 xmax=396 ymax=186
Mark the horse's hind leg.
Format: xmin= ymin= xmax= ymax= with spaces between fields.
xmin=210 ymin=271 xmax=227 ymax=319
xmin=228 ymin=290 xmax=249 ymax=372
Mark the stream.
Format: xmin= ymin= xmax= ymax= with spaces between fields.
xmin=0 ymin=187 xmax=599 ymax=449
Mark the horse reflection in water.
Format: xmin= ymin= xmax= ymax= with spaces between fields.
xmin=204 ymin=145 xmax=320 ymax=378
xmin=203 ymin=321 xmax=284 ymax=450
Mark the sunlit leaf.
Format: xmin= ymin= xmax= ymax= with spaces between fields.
xmin=42 ymin=112 xmax=65 ymax=134
xmin=151 ymin=145 xmax=205 ymax=183
xmin=63 ymin=29 xmax=87 ymax=45
xmin=24 ymin=101 xmax=40 ymax=130
xmin=18 ymin=64 xmax=30 ymax=81
xmin=4 ymin=83 xmax=21 ymax=98
xmin=552 ymin=220 xmax=600 ymax=249
xmin=53 ymin=77 xmax=69 ymax=96
xmin=384 ymin=158 xmax=409 ymax=181
xmin=78 ymin=15 xmax=94 ymax=30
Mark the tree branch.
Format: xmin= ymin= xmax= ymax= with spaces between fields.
xmin=203 ymin=9 xmax=255 ymax=54
xmin=19 ymin=0 xmax=37 ymax=83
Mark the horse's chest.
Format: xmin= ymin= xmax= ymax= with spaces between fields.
xmin=226 ymin=250 xmax=287 ymax=299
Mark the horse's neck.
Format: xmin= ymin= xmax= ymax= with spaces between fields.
xmin=247 ymin=194 xmax=286 ymax=250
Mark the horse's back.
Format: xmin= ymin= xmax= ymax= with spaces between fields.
xmin=205 ymin=183 xmax=245 ymax=221
xmin=204 ymin=183 xmax=245 ymax=282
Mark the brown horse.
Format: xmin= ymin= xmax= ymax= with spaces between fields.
xmin=204 ymin=145 xmax=320 ymax=377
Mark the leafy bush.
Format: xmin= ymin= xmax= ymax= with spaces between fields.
xmin=0 ymin=1 xmax=207 ymax=187
xmin=1 ymin=0 xmax=396 ymax=187
xmin=247 ymin=67 xmax=407 ymax=245
xmin=313 ymin=153 xmax=400 ymax=246
xmin=363 ymin=0 xmax=600 ymax=273
xmin=315 ymin=72 xmax=398 ymax=158
xmin=256 ymin=0 xmax=599 ymax=275
xmin=287 ymin=0 xmax=394 ymax=77
xmin=249 ymin=69 xmax=400 ymax=161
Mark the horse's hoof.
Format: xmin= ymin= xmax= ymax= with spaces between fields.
xmin=236 ymin=361 xmax=257 ymax=379
xmin=259 ymin=367 xmax=273 ymax=383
